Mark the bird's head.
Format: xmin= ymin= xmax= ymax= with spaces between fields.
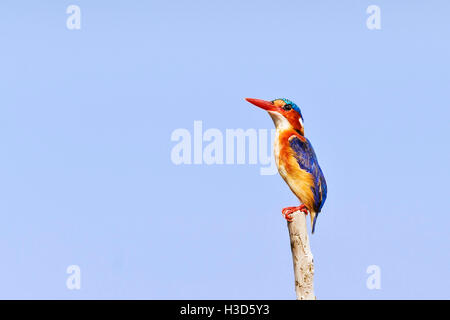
xmin=245 ymin=98 xmax=304 ymax=135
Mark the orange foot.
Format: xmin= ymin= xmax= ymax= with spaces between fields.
xmin=281 ymin=204 xmax=309 ymax=222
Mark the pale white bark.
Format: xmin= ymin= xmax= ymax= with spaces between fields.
xmin=287 ymin=210 xmax=315 ymax=300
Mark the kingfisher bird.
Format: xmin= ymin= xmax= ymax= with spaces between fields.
xmin=245 ymin=98 xmax=327 ymax=233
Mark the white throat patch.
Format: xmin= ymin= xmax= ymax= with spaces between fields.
xmin=268 ymin=111 xmax=291 ymax=131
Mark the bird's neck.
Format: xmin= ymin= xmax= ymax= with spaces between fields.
xmin=269 ymin=111 xmax=305 ymax=138
xmin=269 ymin=111 xmax=290 ymax=131
xmin=275 ymin=128 xmax=304 ymax=145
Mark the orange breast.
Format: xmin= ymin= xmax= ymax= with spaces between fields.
xmin=276 ymin=130 xmax=316 ymax=212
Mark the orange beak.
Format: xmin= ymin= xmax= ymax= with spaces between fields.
xmin=245 ymin=98 xmax=278 ymax=112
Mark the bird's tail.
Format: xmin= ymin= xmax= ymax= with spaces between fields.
xmin=310 ymin=211 xmax=319 ymax=234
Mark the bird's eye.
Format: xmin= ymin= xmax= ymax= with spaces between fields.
xmin=283 ymin=104 xmax=292 ymax=111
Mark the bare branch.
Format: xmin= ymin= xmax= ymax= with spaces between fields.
xmin=287 ymin=211 xmax=315 ymax=300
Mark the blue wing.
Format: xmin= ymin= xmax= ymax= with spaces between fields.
xmin=289 ymin=136 xmax=327 ymax=213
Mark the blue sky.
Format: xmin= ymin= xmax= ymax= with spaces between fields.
xmin=0 ymin=0 xmax=449 ymax=299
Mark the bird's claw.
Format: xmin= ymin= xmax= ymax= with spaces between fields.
xmin=282 ymin=207 xmax=296 ymax=222
xmin=282 ymin=205 xmax=309 ymax=222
